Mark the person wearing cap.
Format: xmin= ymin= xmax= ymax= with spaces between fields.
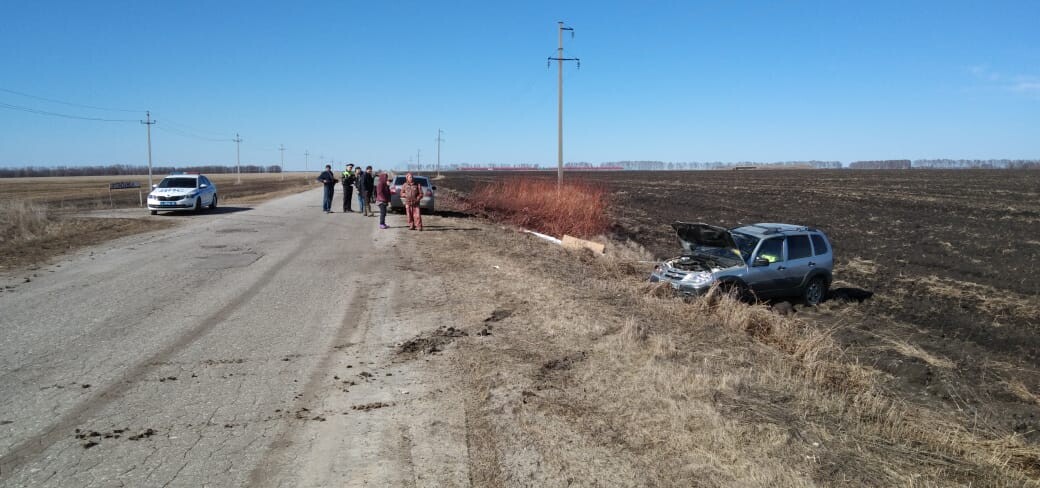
xmin=341 ymin=163 xmax=356 ymax=212
xmin=399 ymin=172 xmax=424 ymax=230
xmin=353 ymin=167 xmax=367 ymax=215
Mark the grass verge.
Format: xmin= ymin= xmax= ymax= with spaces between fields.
xmin=409 ymin=214 xmax=1040 ymax=486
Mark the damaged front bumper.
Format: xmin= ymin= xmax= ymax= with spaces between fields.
xmin=649 ymin=265 xmax=716 ymax=295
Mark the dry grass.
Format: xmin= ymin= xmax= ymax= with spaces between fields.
xmin=462 ymin=178 xmax=610 ymax=238
xmin=410 ymin=216 xmax=1040 ymax=487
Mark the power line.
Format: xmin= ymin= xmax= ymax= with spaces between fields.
xmin=154 ymin=124 xmax=231 ymax=142
xmin=0 ymin=87 xmax=141 ymax=113
xmin=0 ymin=102 xmax=137 ymax=122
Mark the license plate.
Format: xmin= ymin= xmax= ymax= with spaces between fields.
xmin=160 ymin=201 xmax=177 ymax=206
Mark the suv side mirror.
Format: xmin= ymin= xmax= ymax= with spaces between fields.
xmin=152 ymin=184 xmax=158 ymax=189
xmin=432 ymin=185 xmax=437 ymax=190
xmin=199 ymin=184 xmax=208 ymax=188
xmin=752 ymin=257 xmax=771 ymax=267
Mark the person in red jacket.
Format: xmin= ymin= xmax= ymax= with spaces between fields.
xmin=399 ymin=172 xmax=424 ymax=231
xmin=374 ymin=172 xmax=391 ymax=229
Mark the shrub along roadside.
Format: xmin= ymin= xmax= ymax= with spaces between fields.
xmin=461 ymin=178 xmax=610 ymax=238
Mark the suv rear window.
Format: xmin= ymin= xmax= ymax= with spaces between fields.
xmin=787 ymin=235 xmax=812 ymax=260
xmin=393 ymin=176 xmax=429 ymax=187
xmin=810 ymin=234 xmax=829 ymax=255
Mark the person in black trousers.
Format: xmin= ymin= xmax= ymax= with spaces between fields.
xmin=341 ymin=163 xmax=355 ymax=212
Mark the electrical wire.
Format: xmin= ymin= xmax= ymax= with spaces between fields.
xmin=0 ymin=87 xmax=141 ymax=113
xmin=0 ymin=102 xmax=137 ymax=122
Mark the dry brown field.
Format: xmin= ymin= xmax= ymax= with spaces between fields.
xmin=0 ymin=173 xmax=316 ymax=270
xmin=429 ymin=169 xmax=1040 ymax=485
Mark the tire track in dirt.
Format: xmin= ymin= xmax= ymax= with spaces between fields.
xmin=0 ymin=234 xmax=314 ymax=481
xmin=245 ymin=276 xmax=373 ymax=485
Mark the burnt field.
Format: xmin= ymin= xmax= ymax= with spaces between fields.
xmin=439 ymin=169 xmax=1040 ymax=444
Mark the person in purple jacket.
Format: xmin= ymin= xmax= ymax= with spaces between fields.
xmin=374 ymin=172 xmax=391 ymax=229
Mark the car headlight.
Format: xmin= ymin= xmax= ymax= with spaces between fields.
xmin=681 ymin=271 xmax=714 ymax=287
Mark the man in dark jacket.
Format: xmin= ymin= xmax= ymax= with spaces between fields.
xmin=360 ymin=165 xmax=376 ymax=216
xmin=341 ymin=163 xmax=355 ymax=212
xmin=353 ymin=167 xmax=367 ymax=216
xmin=317 ymin=164 xmax=336 ymax=213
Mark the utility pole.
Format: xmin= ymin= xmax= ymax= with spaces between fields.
xmin=304 ymin=150 xmax=310 ymax=172
xmin=233 ymin=133 xmax=243 ymax=183
xmin=548 ymin=21 xmax=580 ymax=189
xmin=141 ymin=111 xmax=156 ymax=188
xmin=416 ymin=149 xmax=421 ymax=171
xmin=279 ymin=144 xmax=286 ymax=180
xmin=320 ymin=154 xmax=325 ymax=169
xmin=436 ymin=129 xmax=444 ymax=177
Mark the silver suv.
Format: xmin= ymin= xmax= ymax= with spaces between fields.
xmin=649 ymin=222 xmax=834 ymax=305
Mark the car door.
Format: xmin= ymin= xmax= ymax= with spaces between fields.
xmin=746 ymin=237 xmax=787 ymax=295
xmin=781 ymin=234 xmax=815 ymax=291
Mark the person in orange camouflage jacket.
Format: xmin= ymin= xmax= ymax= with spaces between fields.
xmin=399 ymin=172 xmax=424 ymax=231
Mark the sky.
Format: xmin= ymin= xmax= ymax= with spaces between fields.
xmin=1 ymin=0 xmax=1037 ymax=170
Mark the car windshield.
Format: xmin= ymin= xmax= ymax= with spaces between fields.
xmin=393 ymin=176 xmax=429 ymax=188
xmin=158 ymin=178 xmax=197 ymax=189
xmin=731 ymin=232 xmax=760 ymax=264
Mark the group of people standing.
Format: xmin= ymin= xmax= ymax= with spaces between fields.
xmin=316 ymin=164 xmax=424 ymax=230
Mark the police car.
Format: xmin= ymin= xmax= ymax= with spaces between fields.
xmin=147 ymin=173 xmax=218 ymax=215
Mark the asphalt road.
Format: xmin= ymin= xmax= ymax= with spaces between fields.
xmin=0 ymin=189 xmax=468 ymax=487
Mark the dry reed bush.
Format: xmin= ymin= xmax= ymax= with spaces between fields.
xmin=463 ymin=178 xmax=610 ymax=238
xmin=0 ymin=199 xmax=55 ymax=244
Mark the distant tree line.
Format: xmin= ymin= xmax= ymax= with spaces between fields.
xmin=911 ymin=159 xmax=1040 ymax=169
xmin=849 ymin=160 xmax=912 ymax=169
xmin=0 ymin=164 xmax=282 ymax=178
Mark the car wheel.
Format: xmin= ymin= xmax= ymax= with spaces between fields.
xmin=719 ymin=281 xmax=751 ymax=303
xmin=209 ymin=194 xmax=218 ymax=209
xmin=194 ymin=197 xmax=202 ymax=213
xmin=150 ymin=210 xmax=158 ymax=215
xmin=802 ymin=276 xmax=827 ymax=306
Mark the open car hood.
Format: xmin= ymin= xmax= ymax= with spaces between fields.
xmin=671 ymin=222 xmax=739 ymax=255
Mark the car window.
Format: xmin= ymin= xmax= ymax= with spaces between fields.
xmin=756 ymin=237 xmax=784 ymax=263
xmin=731 ymin=232 xmax=760 ymax=264
xmin=787 ymin=235 xmax=812 ymax=260
xmin=159 ymin=177 xmax=197 ymax=189
xmin=393 ymin=176 xmax=406 ymax=185
xmin=811 ymin=234 xmax=829 ymax=255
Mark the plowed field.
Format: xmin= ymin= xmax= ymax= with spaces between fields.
xmin=439 ymin=169 xmax=1040 ymax=444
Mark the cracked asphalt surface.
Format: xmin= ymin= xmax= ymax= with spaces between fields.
xmin=0 ymin=189 xmax=468 ymax=487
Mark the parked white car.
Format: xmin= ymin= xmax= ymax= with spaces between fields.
xmin=147 ymin=173 xmax=218 ymax=215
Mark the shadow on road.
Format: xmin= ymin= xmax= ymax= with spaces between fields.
xmin=156 ymin=206 xmax=253 ymax=217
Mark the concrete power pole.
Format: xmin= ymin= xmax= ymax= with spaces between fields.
xmin=548 ymin=22 xmax=580 ymax=189
xmin=304 ymin=150 xmax=310 ymax=172
xmin=436 ymin=129 xmax=444 ymax=177
xmin=233 ymin=133 xmax=243 ymax=183
xmin=141 ymin=111 xmax=156 ymax=188
xmin=279 ymin=144 xmax=285 ymax=180
xmin=416 ymin=149 xmax=421 ymax=171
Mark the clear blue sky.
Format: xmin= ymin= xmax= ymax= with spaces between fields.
xmin=1 ymin=0 xmax=1037 ymax=169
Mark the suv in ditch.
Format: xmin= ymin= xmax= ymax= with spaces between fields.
xmin=649 ymin=222 xmax=834 ymax=305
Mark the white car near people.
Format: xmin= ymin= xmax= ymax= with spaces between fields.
xmin=147 ymin=173 xmax=218 ymax=215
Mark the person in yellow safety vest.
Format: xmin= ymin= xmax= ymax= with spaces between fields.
xmin=341 ymin=163 xmax=355 ymax=212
